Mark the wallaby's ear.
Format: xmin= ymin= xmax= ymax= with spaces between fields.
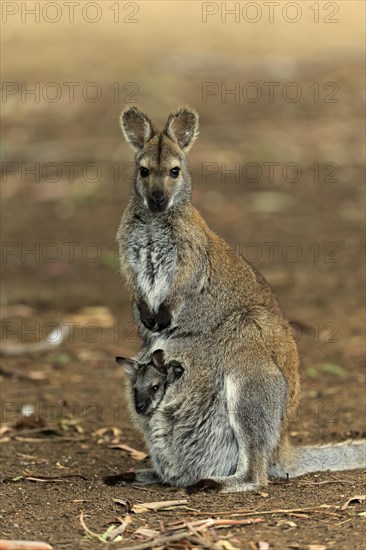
xmin=151 ymin=349 xmax=166 ymax=373
xmin=165 ymin=106 xmax=199 ymax=152
xmin=170 ymin=361 xmax=184 ymax=380
xmin=115 ymin=357 xmax=139 ymax=378
xmin=120 ymin=107 xmax=155 ymax=151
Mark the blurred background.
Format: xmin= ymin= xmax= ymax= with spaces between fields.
xmin=1 ymin=0 xmax=365 ymax=449
xmin=1 ymin=2 xmax=365 ymax=545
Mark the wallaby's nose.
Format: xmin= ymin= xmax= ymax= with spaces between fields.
xmin=149 ymin=190 xmax=167 ymax=212
xmin=136 ymin=401 xmax=148 ymax=414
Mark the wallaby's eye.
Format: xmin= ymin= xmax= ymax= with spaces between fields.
xmin=170 ymin=167 xmax=180 ymax=179
xmin=151 ymin=384 xmax=160 ymax=393
xmin=140 ymin=167 xmax=149 ymax=178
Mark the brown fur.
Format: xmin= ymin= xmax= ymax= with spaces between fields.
xmin=115 ymin=107 xmax=364 ymax=493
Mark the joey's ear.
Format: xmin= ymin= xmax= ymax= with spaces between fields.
xmin=120 ymin=107 xmax=155 ymax=151
xmin=115 ymin=357 xmax=139 ymax=378
xmin=151 ymin=349 xmax=166 ymax=373
xmin=169 ymin=361 xmax=184 ymax=380
xmin=164 ymin=106 xmax=199 ymax=152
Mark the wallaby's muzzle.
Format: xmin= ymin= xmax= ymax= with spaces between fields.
xmin=135 ymin=400 xmax=148 ymax=414
xmin=148 ymin=189 xmax=168 ymax=213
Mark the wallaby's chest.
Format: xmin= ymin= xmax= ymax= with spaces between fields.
xmin=127 ymin=221 xmax=177 ymax=312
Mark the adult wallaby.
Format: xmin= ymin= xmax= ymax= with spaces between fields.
xmin=116 ymin=106 xmax=366 ymax=492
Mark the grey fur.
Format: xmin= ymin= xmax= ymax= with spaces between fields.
xmin=269 ymin=440 xmax=366 ymax=479
xmin=120 ymin=349 xmax=366 ymax=491
xmin=116 ymin=107 xmax=366 ymax=493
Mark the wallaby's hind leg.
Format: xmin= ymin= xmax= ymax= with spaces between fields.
xmin=187 ymin=367 xmax=288 ymax=494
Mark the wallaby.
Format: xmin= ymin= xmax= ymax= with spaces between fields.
xmin=108 ymin=349 xmax=366 ymax=491
xmin=104 ymin=351 xmax=186 ymax=487
xmin=116 ymin=350 xmax=184 ymax=416
xmin=116 ymin=107 xmax=366 ymax=493
xmin=108 ymin=349 xmax=241 ymax=488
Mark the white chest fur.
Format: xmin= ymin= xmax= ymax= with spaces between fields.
xmin=127 ymin=219 xmax=177 ymax=312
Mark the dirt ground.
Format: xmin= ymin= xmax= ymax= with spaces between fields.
xmin=1 ymin=3 xmax=365 ymax=549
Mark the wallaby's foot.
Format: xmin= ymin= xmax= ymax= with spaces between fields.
xmin=155 ymin=303 xmax=172 ymax=331
xmin=104 ymin=468 xmax=161 ymax=486
xmin=138 ymin=299 xmax=156 ymax=331
xmin=186 ymin=478 xmax=223 ymax=494
xmin=103 ymin=472 xmax=136 ymax=486
xmin=187 ymin=475 xmax=260 ymax=494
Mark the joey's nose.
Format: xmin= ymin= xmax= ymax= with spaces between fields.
xmin=136 ymin=401 xmax=147 ymax=414
xmin=149 ymin=190 xmax=167 ymax=212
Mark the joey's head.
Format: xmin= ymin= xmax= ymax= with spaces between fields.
xmin=120 ymin=106 xmax=199 ymax=213
xmin=116 ymin=350 xmax=184 ymax=416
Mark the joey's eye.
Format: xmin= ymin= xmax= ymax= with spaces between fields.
xmin=140 ymin=167 xmax=149 ymax=178
xmin=170 ymin=167 xmax=180 ymax=179
xmin=151 ymin=384 xmax=160 ymax=392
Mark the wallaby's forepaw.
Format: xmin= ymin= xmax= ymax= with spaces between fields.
xmin=138 ymin=299 xmax=156 ymax=330
xmin=186 ymin=478 xmax=223 ymax=494
xmin=103 ymin=472 xmax=136 ymax=486
xmin=155 ymin=303 xmax=172 ymax=331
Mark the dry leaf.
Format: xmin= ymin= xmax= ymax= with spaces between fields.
xmin=131 ymin=500 xmax=188 ymax=514
xmin=0 ymin=425 xmax=12 ymax=437
xmin=92 ymin=427 xmax=122 ymax=438
xmin=340 ymin=495 xmax=365 ymax=511
xmin=108 ymin=443 xmax=148 ymax=461
xmin=308 ymin=546 xmax=326 ymax=550
xmin=105 ymin=516 xmax=132 ymax=542
xmin=257 ymin=542 xmax=270 ymax=550
xmin=277 ymin=520 xmax=297 ymax=528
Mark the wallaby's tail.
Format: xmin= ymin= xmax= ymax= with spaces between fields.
xmin=269 ymin=440 xmax=366 ymax=479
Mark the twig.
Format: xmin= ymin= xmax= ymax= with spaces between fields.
xmin=186 ymin=524 xmax=212 ymax=548
xmin=177 ymin=505 xmax=340 ymax=518
xmin=105 ymin=515 xmax=132 ymax=542
xmin=0 ymin=542 xmax=53 ymax=550
xmin=297 ymin=479 xmax=356 ymax=486
xmin=79 ymin=511 xmax=99 ymax=539
xmin=13 ymin=436 xmax=86 ymax=443
xmin=335 ymin=518 xmax=354 ymax=527
xmin=119 ymin=518 xmax=263 ymax=549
